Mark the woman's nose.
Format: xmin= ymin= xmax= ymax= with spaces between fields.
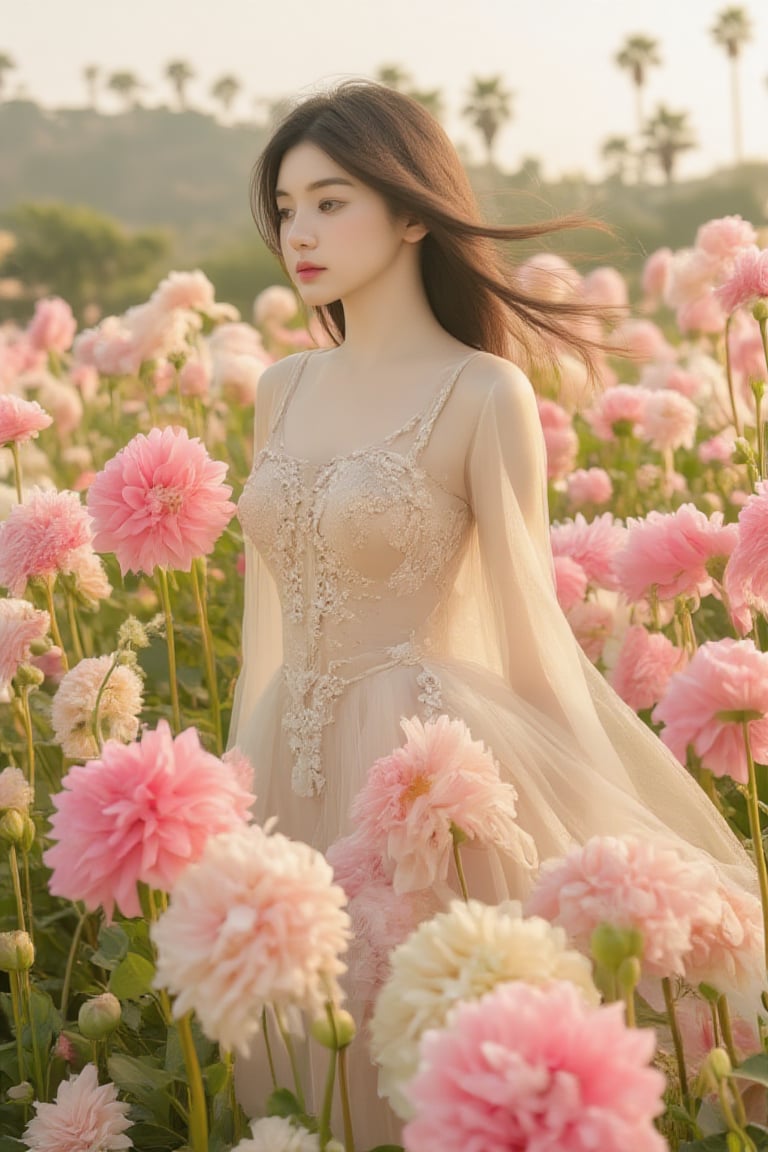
xmin=286 ymin=216 xmax=317 ymax=251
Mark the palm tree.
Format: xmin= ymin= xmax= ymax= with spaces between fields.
xmin=165 ymin=59 xmax=195 ymax=111
xmin=643 ymin=105 xmax=696 ymax=183
xmin=407 ymin=87 xmax=444 ymax=120
xmin=83 ymin=64 xmax=100 ymax=110
xmin=711 ymin=5 xmax=753 ymax=163
xmin=0 ymin=52 xmax=16 ymax=101
xmin=601 ymin=135 xmax=633 ymax=183
xmin=211 ymin=74 xmax=241 ymax=119
xmin=106 ymin=71 xmax=143 ymax=112
xmin=615 ymin=34 xmax=661 ymax=136
xmin=462 ymin=75 xmax=513 ymax=166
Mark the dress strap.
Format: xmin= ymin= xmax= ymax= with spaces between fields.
xmin=268 ymin=350 xmax=313 ymax=446
xmin=409 ymin=352 xmax=483 ymax=461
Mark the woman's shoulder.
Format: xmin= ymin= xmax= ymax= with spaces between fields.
xmin=451 ymin=350 xmax=538 ymax=426
xmin=256 ymin=351 xmax=307 ymax=405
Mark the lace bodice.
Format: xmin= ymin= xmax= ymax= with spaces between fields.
xmin=238 ymin=351 xmax=478 ymax=796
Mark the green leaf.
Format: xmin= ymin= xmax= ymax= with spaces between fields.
xmin=204 ymin=1060 xmax=229 ymax=1096
xmin=108 ymin=952 xmax=156 ymax=1000
xmin=108 ymin=1053 xmax=174 ymax=1098
xmin=22 ymin=987 xmax=61 ymax=1054
xmin=681 ymin=1128 xmax=768 ymax=1151
xmin=367 ymin=1146 xmax=406 ymax=1152
xmin=266 ymin=1087 xmax=303 ymax=1118
xmin=91 ymin=923 xmax=130 ymax=970
xmin=732 ymin=1053 xmax=768 ymax=1088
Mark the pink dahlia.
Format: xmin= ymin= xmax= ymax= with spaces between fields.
xmin=0 ymin=598 xmax=50 ymax=687
xmin=566 ymin=600 xmax=614 ymax=663
xmin=403 ymin=981 xmax=666 ymax=1152
xmin=26 ymin=297 xmax=77 ymax=354
xmin=349 ymin=715 xmax=535 ymax=894
xmin=676 ymin=997 xmax=759 ymax=1076
xmin=608 ymin=320 xmax=675 ymax=363
xmin=536 ymin=398 xmax=578 ymax=481
xmin=22 ymin=1063 xmax=132 ymax=1152
xmin=684 ymin=881 xmax=764 ymax=992
xmin=87 ymin=426 xmax=236 ymax=575
xmin=715 ymin=246 xmax=768 ymax=314
xmin=696 ymin=215 xmax=757 ymax=261
xmin=151 ymin=823 xmax=350 ymax=1055
xmin=640 ymin=389 xmax=698 ymax=453
xmin=553 ymin=554 xmax=588 ymax=612
xmin=698 ymin=432 xmax=736 ymax=464
xmin=725 ymin=481 xmax=768 ymax=621
xmin=566 ymin=467 xmax=613 ymax=508
xmin=676 ymin=295 xmax=726 ymax=335
xmin=0 ymin=394 xmax=52 ymax=445
xmin=550 ymin=512 xmax=626 ymax=592
xmin=581 ymin=266 xmax=628 ymax=311
xmin=652 ymin=638 xmax=768 ymax=783
xmin=608 ymin=625 xmax=686 ymax=712
xmin=615 ymin=504 xmax=738 ymax=603
xmin=0 ymin=487 xmax=93 ymax=596
xmin=526 ymin=834 xmax=722 ymax=978
xmin=347 ymin=880 xmax=440 ymax=1002
xmin=584 ymin=383 xmax=652 ymax=441
xmin=44 ymin=721 xmax=255 ymax=920
xmin=150 ymin=269 xmax=216 ymax=314
xmin=641 ymin=247 xmax=673 ymax=305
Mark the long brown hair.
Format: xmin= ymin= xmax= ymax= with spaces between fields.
xmin=251 ymin=81 xmax=608 ymax=368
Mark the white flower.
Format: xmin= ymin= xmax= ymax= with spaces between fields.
xmin=370 ymin=898 xmax=599 ymax=1119
xmin=51 ymin=654 xmax=143 ymax=758
xmin=233 ymin=1116 xmax=321 ymax=1152
xmin=0 ymin=766 xmax=33 ymax=812
xmin=22 ymin=1064 xmax=132 ymax=1151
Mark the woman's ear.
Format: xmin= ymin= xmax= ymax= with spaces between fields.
xmin=403 ymin=217 xmax=429 ymax=244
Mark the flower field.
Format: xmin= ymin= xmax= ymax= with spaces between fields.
xmin=3 ymin=219 xmax=768 ymax=1150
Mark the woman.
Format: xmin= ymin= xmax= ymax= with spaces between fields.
xmin=230 ymin=81 xmax=754 ymax=1142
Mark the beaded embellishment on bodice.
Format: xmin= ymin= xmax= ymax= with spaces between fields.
xmin=238 ymin=351 xmax=477 ymax=796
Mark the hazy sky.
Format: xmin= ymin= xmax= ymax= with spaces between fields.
xmin=3 ymin=0 xmax=767 ymax=179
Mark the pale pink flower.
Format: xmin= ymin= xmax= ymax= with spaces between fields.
xmin=235 ymin=1116 xmax=320 ymax=1152
xmin=641 ymin=389 xmax=698 ymax=452
xmin=729 ymin=316 xmax=765 ymax=382
xmin=0 ymin=394 xmax=52 ymax=445
xmin=87 ymin=426 xmax=235 ymax=575
xmin=0 ymin=487 xmax=93 ymax=596
xmin=31 ymin=645 xmax=65 ymax=683
xmin=665 ymin=247 xmax=721 ymax=311
xmin=641 ymin=247 xmax=673 ymax=305
xmin=724 ymin=481 xmax=768 ymax=621
xmin=715 ymin=246 xmax=768 ymax=314
xmin=640 ymin=362 xmax=702 ymax=401
xmin=581 ymin=266 xmax=628 ymax=311
xmin=327 ymin=831 xmax=386 ymax=896
xmin=685 ymin=881 xmax=764 ymax=992
xmin=51 ymin=654 xmax=144 ymax=759
xmin=553 ymin=554 xmax=588 ymax=612
xmin=347 ymin=880 xmax=440 ymax=1002
xmin=150 ymin=359 xmax=176 ymax=397
xmin=676 ymin=997 xmax=759 ymax=1076
xmin=212 ymin=351 xmax=265 ymax=406
xmin=536 ymin=398 xmax=578 ymax=480
xmin=615 ymin=505 xmax=738 ymax=602
xmin=516 ymin=253 xmax=582 ymax=302
xmin=566 ymin=600 xmax=614 ymax=662
xmin=526 ymin=835 xmax=722 ymax=978
xmin=403 ymin=981 xmax=666 ymax=1152
xmin=584 ymin=383 xmax=651 ymax=441
xmin=608 ymin=319 xmax=675 ymax=362
xmin=151 ymin=823 xmax=350 ymax=1055
xmin=550 ymin=512 xmax=626 ymax=591
xmin=123 ymin=300 xmax=201 ymax=364
xmin=37 ymin=378 xmax=83 ymax=437
xmin=45 ymin=721 xmax=254 ymax=919
xmin=178 ymin=355 xmax=211 ymax=399
xmin=253 ymin=285 xmax=299 ymax=328
xmin=553 ymin=352 xmax=592 ymax=410
xmin=0 ymin=598 xmax=50 ymax=687
xmin=699 ymin=432 xmax=736 ymax=464
xmin=26 ymin=297 xmax=77 ymax=354
xmin=372 ymin=899 xmax=599 ymax=1119
xmin=349 ymin=715 xmax=535 ymax=894
xmin=696 ymin=215 xmax=757 ymax=261
xmin=151 ymin=270 xmax=216 ymax=314
xmin=653 ymin=638 xmax=768 ymax=783
xmin=85 ymin=316 xmax=143 ymax=377
xmin=608 ymin=625 xmax=686 ymax=712
xmin=677 ymin=295 xmax=727 ymax=335
xmin=0 ymin=766 xmax=33 ymax=813
xmin=22 ymin=1063 xmax=132 ymax=1152
xmin=69 ymin=362 xmax=100 ymax=403
xmin=222 ymin=746 xmax=256 ymax=795
xmin=65 ymin=543 xmax=112 ymax=603
xmin=567 ymin=467 xmax=613 ymax=507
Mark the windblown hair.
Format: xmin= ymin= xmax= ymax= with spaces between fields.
xmin=251 ymin=81 xmax=608 ymax=368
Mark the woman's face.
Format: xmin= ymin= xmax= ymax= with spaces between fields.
xmin=275 ymin=142 xmax=420 ymax=307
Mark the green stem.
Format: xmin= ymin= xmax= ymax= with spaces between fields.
xmin=19 ymin=686 xmax=35 ymax=794
xmin=275 ymin=1008 xmax=305 ymax=1112
xmin=716 ymin=1077 xmax=757 ymax=1152
xmin=20 ymin=969 xmax=44 ymax=1100
xmin=8 ymin=845 xmax=26 ymax=933
xmin=192 ymin=558 xmax=222 ymax=754
xmin=60 ymin=907 xmax=88 ymax=1019
xmin=91 ymin=654 xmax=120 ymax=752
xmin=261 ymin=1007 xmax=278 ymax=1091
xmin=338 ymin=1045 xmax=355 ymax=1152
xmin=10 ymin=970 xmax=25 ymax=1084
xmin=176 ymin=1013 xmax=209 ymax=1152
xmin=22 ymin=849 xmax=34 ymax=947
xmin=452 ymin=836 xmax=469 ymax=903
xmin=224 ymin=1051 xmax=244 ymax=1145
xmin=717 ymin=994 xmax=738 ymax=1067
xmin=64 ymin=590 xmax=85 ymax=664
xmin=742 ymin=721 xmax=768 ymax=975
xmin=43 ymin=578 xmax=68 ymax=671
xmin=724 ymin=313 xmax=742 ymax=437
xmin=662 ymin=977 xmax=690 ymax=1113
xmin=318 ymin=1036 xmax=338 ymax=1148
xmin=10 ymin=441 xmax=23 ymax=505
xmin=156 ymin=567 xmax=181 ymax=732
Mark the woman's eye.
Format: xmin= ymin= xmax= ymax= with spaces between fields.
xmin=319 ymin=199 xmax=342 ymax=212
xmin=276 ymin=207 xmax=293 ymax=221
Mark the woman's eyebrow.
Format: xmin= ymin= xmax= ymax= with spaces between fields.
xmin=275 ymin=177 xmax=356 ymax=198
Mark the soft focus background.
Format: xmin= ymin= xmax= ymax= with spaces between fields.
xmin=1 ymin=0 xmax=767 ymax=322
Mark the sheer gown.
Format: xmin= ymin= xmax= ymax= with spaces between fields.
xmin=230 ymin=348 xmax=756 ymax=1146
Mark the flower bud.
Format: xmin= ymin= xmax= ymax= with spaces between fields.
xmin=78 ymin=992 xmax=122 ymax=1040
xmin=590 ymin=923 xmax=643 ymax=972
xmin=14 ymin=663 xmax=44 ymax=689
xmin=752 ymin=299 xmax=768 ymax=323
xmin=117 ymin=617 xmax=150 ymax=651
xmin=325 ymin=1142 xmax=345 ymax=1152
xmin=0 ymin=809 xmax=25 ymax=846
xmin=616 ymin=956 xmax=642 ymax=997
xmin=311 ymin=1006 xmax=357 ymax=1050
xmin=704 ymin=1046 xmax=732 ymax=1086
xmin=6 ymin=1081 xmax=34 ymax=1104
xmin=0 ymin=930 xmax=34 ymax=971
xmin=20 ymin=814 xmax=35 ymax=853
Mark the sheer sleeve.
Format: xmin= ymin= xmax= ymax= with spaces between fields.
xmin=462 ymin=363 xmax=756 ymax=890
xmin=227 ymin=381 xmax=283 ymax=751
